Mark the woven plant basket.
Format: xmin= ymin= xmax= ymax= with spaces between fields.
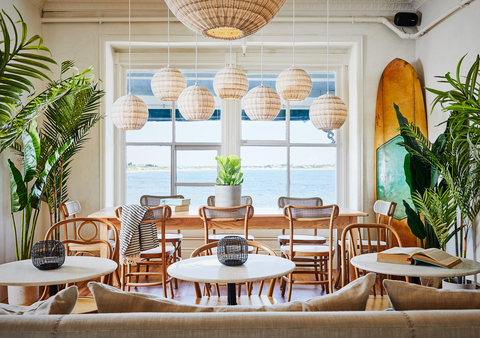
xmin=309 ymin=94 xmax=348 ymax=130
xmin=111 ymin=94 xmax=149 ymax=130
xmin=177 ymin=85 xmax=216 ymax=120
xmin=151 ymin=67 xmax=187 ymax=101
xmin=243 ymin=85 xmax=281 ymax=121
xmin=165 ymin=0 xmax=287 ymax=40
xmin=276 ymin=67 xmax=312 ymax=101
xmin=214 ymin=67 xmax=249 ymax=100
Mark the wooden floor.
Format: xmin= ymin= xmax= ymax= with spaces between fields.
xmin=73 ymin=268 xmax=392 ymax=311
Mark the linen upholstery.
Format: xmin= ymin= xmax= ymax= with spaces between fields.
xmin=384 ymin=279 xmax=480 ymax=310
xmin=89 ymin=273 xmax=376 ymax=313
xmin=0 ymin=286 xmax=78 ymax=315
xmin=2 ymin=311 xmax=480 ymax=338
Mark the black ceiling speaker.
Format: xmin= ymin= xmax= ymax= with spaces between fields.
xmin=394 ymin=12 xmax=419 ymax=27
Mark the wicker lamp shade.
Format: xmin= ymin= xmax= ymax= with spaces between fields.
xmin=213 ymin=67 xmax=249 ymax=100
xmin=177 ymin=85 xmax=216 ymax=120
xmin=164 ymin=0 xmax=286 ymax=40
xmin=243 ymin=85 xmax=281 ymax=121
xmin=309 ymin=94 xmax=348 ymax=130
xmin=151 ymin=67 xmax=187 ymax=101
xmin=111 ymin=94 xmax=149 ymax=130
xmin=276 ymin=67 xmax=312 ymax=101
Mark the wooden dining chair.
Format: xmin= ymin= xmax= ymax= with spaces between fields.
xmin=281 ymin=204 xmax=339 ymax=301
xmin=205 ymin=196 xmax=255 ymax=241
xmin=44 ymin=217 xmax=120 ymax=313
xmin=199 ymin=202 xmax=255 ymax=243
xmin=340 ymin=222 xmax=408 ymax=295
xmin=115 ymin=205 xmax=175 ymax=298
xmin=140 ymin=194 xmax=184 ymax=264
xmin=190 ymin=240 xmax=278 ymax=302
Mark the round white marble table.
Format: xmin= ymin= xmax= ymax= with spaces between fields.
xmin=0 ymin=256 xmax=118 ymax=286
xmin=168 ymin=255 xmax=296 ymax=305
xmin=350 ymin=253 xmax=480 ymax=278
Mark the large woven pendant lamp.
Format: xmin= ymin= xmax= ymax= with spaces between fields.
xmin=244 ymin=30 xmax=281 ymax=121
xmin=213 ymin=42 xmax=248 ymax=100
xmin=276 ymin=0 xmax=312 ymax=101
xmin=164 ymin=0 xmax=286 ymax=40
xmin=177 ymin=34 xmax=215 ymax=120
xmin=151 ymin=9 xmax=186 ymax=101
xmin=111 ymin=0 xmax=148 ymax=130
xmin=309 ymin=0 xmax=347 ymax=130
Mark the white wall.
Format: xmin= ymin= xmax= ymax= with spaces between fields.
xmin=0 ymin=0 xmax=43 ymax=302
xmin=416 ymin=0 xmax=480 ymax=265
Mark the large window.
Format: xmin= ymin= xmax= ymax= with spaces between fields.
xmin=125 ymin=70 xmax=338 ymax=207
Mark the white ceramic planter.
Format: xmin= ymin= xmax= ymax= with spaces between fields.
xmin=442 ymin=277 xmax=476 ymax=290
xmin=215 ymin=184 xmax=242 ymax=207
xmin=8 ymin=285 xmax=39 ymax=305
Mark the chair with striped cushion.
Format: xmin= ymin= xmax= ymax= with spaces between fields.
xmin=115 ymin=205 xmax=175 ymax=298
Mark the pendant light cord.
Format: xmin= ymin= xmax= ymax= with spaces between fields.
xmin=293 ymin=0 xmax=295 ymax=67
xmin=195 ymin=33 xmax=198 ymax=85
xmin=230 ymin=41 xmax=232 ymax=67
xmin=167 ymin=8 xmax=170 ymax=67
xmin=261 ymin=29 xmax=264 ymax=85
xmin=128 ymin=0 xmax=131 ymax=95
xmin=326 ymin=0 xmax=330 ymax=95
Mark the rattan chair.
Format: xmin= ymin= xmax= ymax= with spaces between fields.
xmin=115 ymin=205 xmax=175 ymax=298
xmin=277 ymin=197 xmax=326 ymax=247
xmin=190 ymin=240 xmax=277 ymax=300
xmin=140 ymin=195 xmax=184 ymax=263
xmin=44 ymin=217 xmax=119 ymax=313
xmin=340 ymin=222 xmax=409 ymax=294
xmin=203 ymin=198 xmax=255 ymax=242
xmin=281 ymin=204 xmax=339 ymax=301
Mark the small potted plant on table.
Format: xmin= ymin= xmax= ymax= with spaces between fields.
xmin=214 ymin=155 xmax=244 ymax=207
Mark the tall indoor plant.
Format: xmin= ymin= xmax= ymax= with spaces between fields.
xmin=214 ymin=155 xmax=244 ymax=207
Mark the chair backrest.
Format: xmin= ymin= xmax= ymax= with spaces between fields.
xmin=191 ymin=240 xmax=276 ymax=258
xmin=60 ymin=201 xmax=81 ymax=219
xmin=44 ymin=217 xmax=119 ymax=285
xmin=140 ymin=195 xmax=185 ymax=207
xmin=373 ymin=200 xmax=396 ymax=226
xmin=278 ymin=197 xmax=323 ymax=208
xmin=199 ymin=205 xmax=254 ymax=244
xmin=340 ymin=222 xmax=403 ymax=287
xmin=206 ymin=195 xmax=253 ymax=206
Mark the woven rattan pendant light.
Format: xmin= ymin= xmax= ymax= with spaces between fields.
xmin=164 ymin=0 xmax=287 ymax=40
xmin=276 ymin=0 xmax=312 ymax=101
xmin=151 ymin=9 xmax=186 ymax=101
xmin=309 ymin=0 xmax=347 ymax=130
xmin=244 ymin=30 xmax=281 ymax=121
xmin=177 ymin=34 xmax=215 ymax=120
xmin=111 ymin=0 xmax=148 ymax=130
xmin=214 ymin=42 xmax=248 ymax=100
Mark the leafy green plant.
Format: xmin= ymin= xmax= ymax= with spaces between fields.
xmin=215 ymin=155 xmax=244 ymax=185
xmin=8 ymin=120 xmax=72 ymax=260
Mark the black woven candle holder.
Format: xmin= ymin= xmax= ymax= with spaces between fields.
xmin=31 ymin=240 xmax=66 ymax=270
xmin=217 ymin=236 xmax=248 ymax=266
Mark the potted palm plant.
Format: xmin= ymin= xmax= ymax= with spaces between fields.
xmin=214 ymin=155 xmax=244 ymax=207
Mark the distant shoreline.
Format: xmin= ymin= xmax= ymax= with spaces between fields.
xmin=127 ymin=167 xmax=335 ymax=173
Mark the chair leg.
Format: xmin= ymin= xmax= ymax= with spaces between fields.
xmin=286 ymin=274 xmax=294 ymax=302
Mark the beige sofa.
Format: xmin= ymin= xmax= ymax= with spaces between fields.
xmin=1 ymin=310 xmax=480 ymax=338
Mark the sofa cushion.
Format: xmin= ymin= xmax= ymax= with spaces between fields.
xmin=384 ymin=279 xmax=480 ymax=310
xmin=0 ymin=286 xmax=78 ymax=315
xmin=89 ymin=272 xmax=375 ymax=313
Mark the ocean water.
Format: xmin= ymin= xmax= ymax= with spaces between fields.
xmin=127 ymin=169 xmax=335 ymax=207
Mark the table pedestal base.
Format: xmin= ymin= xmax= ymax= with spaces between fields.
xmin=227 ymin=283 xmax=236 ymax=305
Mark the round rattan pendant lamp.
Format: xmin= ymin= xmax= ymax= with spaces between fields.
xmin=309 ymin=0 xmax=347 ymax=130
xmin=276 ymin=0 xmax=312 ymax=101
xmin=164 ymin=0 xmax=287 ymax=40
xmin=111 ymin=0 xmax=148 ymax=130
xmin=213 ymin=42 xmax=248 ymax=100
xmin=177 ymin=34 xmax=215 ymax=121
xmin=243 ymin=30 xmax=281 ymax=121
xmin=151 ymin=9 xmax=186 ymax=101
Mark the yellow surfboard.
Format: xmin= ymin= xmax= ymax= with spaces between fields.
xmin=374 ymin=58 xmax=427 ymax=247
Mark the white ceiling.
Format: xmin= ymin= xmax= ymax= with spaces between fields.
xmin=29 ymin=0 xmax=431 ymax=19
